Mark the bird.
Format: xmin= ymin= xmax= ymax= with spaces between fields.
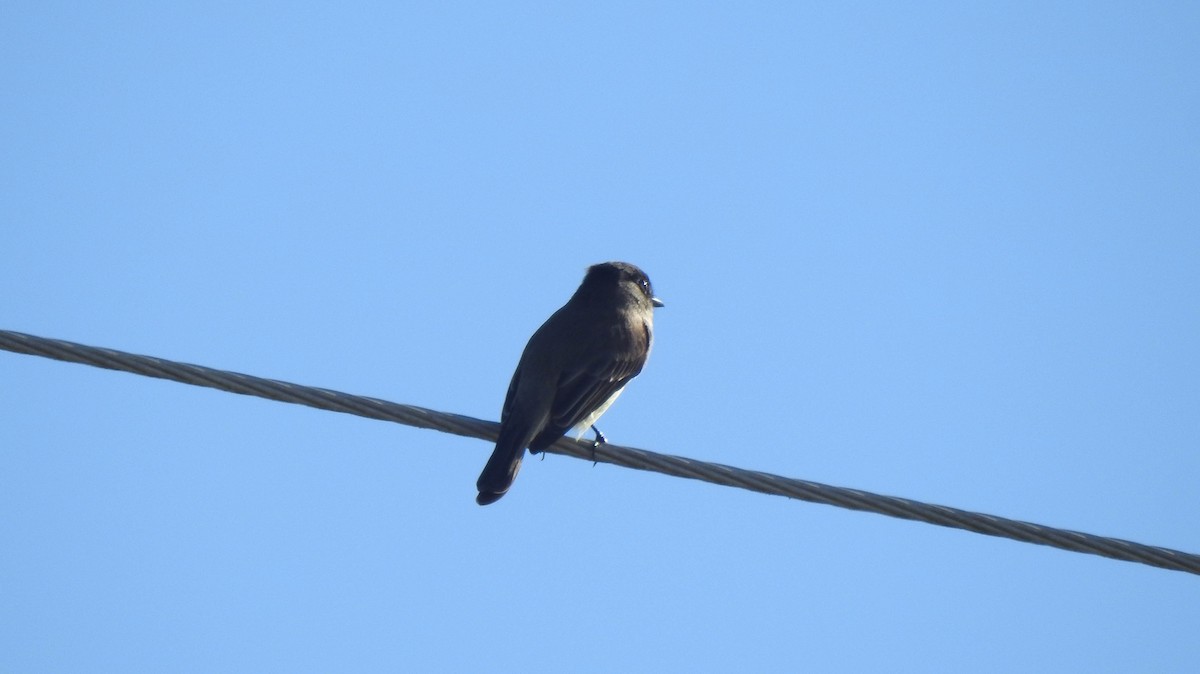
xmin=475 ymin=261 xmax=664 ymax=505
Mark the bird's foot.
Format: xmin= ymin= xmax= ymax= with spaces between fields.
xmin=590 ymin=425 xmax=607 ymax=465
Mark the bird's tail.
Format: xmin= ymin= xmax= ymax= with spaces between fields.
xmin=475 ymin=426 xmax=530 ymax=505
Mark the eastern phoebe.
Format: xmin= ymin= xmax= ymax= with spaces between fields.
xmin=475 ymin=261 xmax=664 ymax=505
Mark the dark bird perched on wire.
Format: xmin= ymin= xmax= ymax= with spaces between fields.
xmin=475 ymin=261 xmax=664 ymax=505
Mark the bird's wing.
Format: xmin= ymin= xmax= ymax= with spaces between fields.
xmin=528 ymin=321 xmax=649 ymax=450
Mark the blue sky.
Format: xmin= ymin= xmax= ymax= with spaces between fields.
xmin=2 ymin=2 xmax=1198 ymax=671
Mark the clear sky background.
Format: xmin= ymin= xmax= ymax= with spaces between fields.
xmin=2 ymin=2 xmax=1198 ymax=672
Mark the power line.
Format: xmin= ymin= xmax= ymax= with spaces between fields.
xmin=2 ymin=328 xmax=1197 ymax=576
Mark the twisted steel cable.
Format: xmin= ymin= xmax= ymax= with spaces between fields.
xmin=3 ymin=328 xmax=1197 ymax=576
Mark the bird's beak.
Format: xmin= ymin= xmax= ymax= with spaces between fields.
xmin=651 ymin=297 xmax=665 ymax=308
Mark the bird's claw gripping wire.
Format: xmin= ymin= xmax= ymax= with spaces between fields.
xmin=590 ymin=424 xmax=607 ymax=465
